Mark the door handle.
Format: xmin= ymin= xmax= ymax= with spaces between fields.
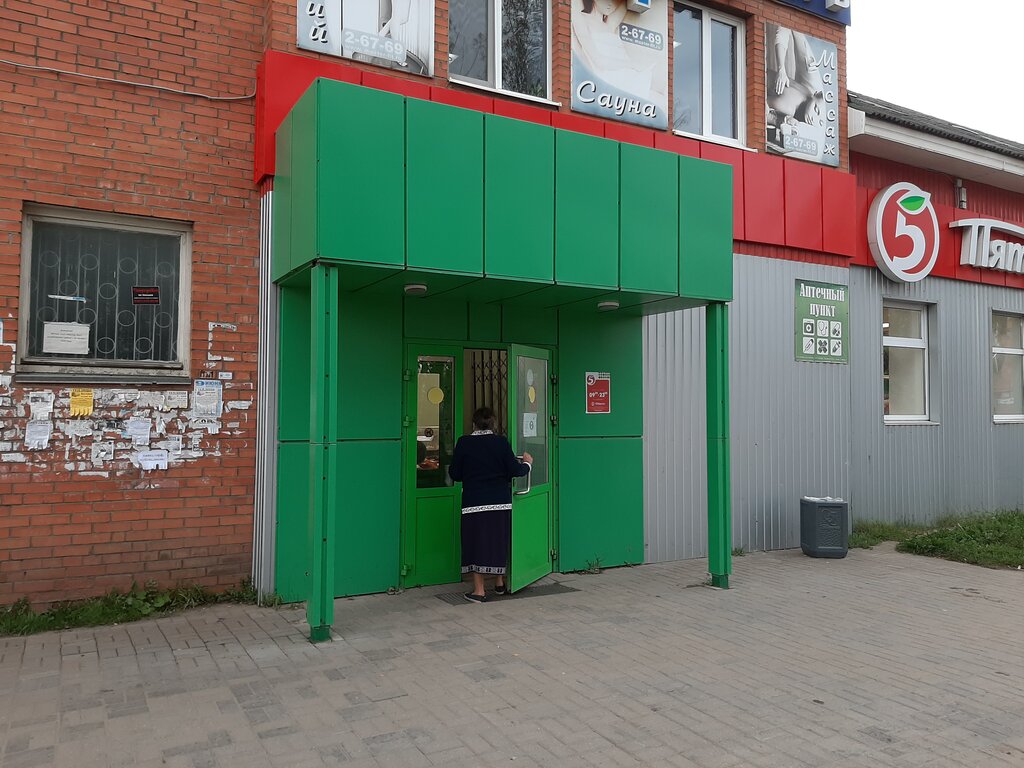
xmin=515 ymin=457 xmax=531 ymax=495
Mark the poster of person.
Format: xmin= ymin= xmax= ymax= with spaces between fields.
xmin=765 ymin=23 xmax=839 ymax=167
xmin=297 ymin=0 xmax=434 ymax=77
xmin=571 ymin=0 xmax=668 ymax=130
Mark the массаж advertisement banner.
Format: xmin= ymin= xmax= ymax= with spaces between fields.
xmin=571 ymin=0 xmax=668 ymax=130
xmin=297 ymin=0 xmax=434 ymax=77
xmin=765 ymin=22 xmax=839 ymax=167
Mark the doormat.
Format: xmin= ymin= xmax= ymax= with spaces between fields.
xmin=436 ymin=582 xmax=580 ymax=606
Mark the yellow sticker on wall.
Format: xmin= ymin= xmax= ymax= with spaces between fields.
xmin=427 ymin=387 xmax=445 ymax=405
xmin=528 ymin=385 xmax=536 ymax=404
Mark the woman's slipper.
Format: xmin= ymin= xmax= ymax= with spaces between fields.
xmin=464 ymin=592 xmax=486 ymax=603
xmin=494 ymin=585 xmax=507 ymax=595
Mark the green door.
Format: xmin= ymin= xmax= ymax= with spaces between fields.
xmin=508 ymin=344 xmax=554 ymax=593
xmin=401 ymin=345 xmax=462 ymax=588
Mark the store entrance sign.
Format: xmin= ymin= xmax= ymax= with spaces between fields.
xmin=585 ymin=372 xmax=611 ymax=414
xmin=950 ymin=218 xmax=1024 ymax=273
xmin=795 ymin=280 xmax=848 ymax=364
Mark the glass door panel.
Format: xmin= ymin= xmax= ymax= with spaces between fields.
xmin=509 ymin=344 xmax=553 ymax=593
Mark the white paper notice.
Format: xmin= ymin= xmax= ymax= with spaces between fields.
xmin=42 ymin=322 xmax=90 ymax=355
xmin=91 ymin=442 xmax=114 ymax=463
xmin=155 ymin=435 xmax=183 ymax=453
xmin=136 ymin=449 xmax=169 ymax=470
xmin=25 ymin=420 xmax=52 ymax=450
xmin=64 ymin=420 xmax=94 ymax=438
xmin=522 ymin=412 xmax=538 ymax=439
xmin=164 ymin=391 xmax=189 ymax=409
xmin=125 ymin=417 xmax=152 ymax=446
xmin=193 ymin=380 xmax=222 ymax=417
xmin=28 ymin=392 xmax=55 ymax=420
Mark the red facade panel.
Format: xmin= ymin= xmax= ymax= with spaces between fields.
xmin=929 ymin=204 xmax=959 ymax=280
xmin=653 ymin=133 xmax=701 ymax=158
xmin=491 ymin=100 xmax=554 ymax=126
xmin=783 ymin=162 xmax=823 ymax=252
xmin=699 ymin=144 xmax=746 ymax=241
xmin=603 ymin=122 xmax=656 ymax=147
xmin=821 ymin=168 xmax=857 ymax=257
xmin=430 ymin=87 xmax=494 ymax=114
xmin=743 ymin=153 xmax=786 ymax=246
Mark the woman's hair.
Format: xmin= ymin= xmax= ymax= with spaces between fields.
xmin=581 ymin=0 xmax=594 ymax=13
xmin=472 ymin=406 xmax=497 ymax=431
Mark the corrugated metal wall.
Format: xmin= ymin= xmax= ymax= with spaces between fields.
xmin=645 ymin=254 xmax=1024 ymax=563
xmin=644 ymin=255 xmax=852 ymax=562
xmin=849 ymin=268 xmax=1024 ymax=521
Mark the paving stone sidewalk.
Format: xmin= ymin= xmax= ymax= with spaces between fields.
xmin=2 ymin=545 xmax=1023 ymax=768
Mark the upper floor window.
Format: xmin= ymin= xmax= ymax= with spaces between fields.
xmin=992 ymin=312 xmax=1024 ymax=422
xmin=449 ymin=0 xmax=550 ymax=99
xmin=19 ymin=206 xmax=191 ymax=380
xmin=673 ymin=3 xmax=744 ymax=143
xmin=883 ymin=303 xmax=929 ymax=422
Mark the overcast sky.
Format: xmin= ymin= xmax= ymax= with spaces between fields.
xmin=846 ymin=1 xmax=1023 ymax=143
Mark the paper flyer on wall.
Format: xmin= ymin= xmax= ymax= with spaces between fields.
xmin=70 ymin=388 xmax=94 ymax=417
xmin=25 ymin=420 xmax=52 ymax=450
xmin=296 ymin=0 xmax=434 ymax=77
xmin=571 ymin=0 xmax=668 ymax=129
xmin=765 ymin=22 xmax=839 ymax=167
xmin=193 ymin=380 xmax=223 ymax=418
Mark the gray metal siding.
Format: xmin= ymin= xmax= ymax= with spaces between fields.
xmin=644 ymin=255 xmax=852 ymax=562
xmin=645 ymin=254 xmax=1024 ymax=564
xmin=849 ymin=268 xmax=1024 ymax=522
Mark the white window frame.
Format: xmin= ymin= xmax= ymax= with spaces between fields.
xmin=991 ymin=311 xmax=1024 ymax=423
xmin=18 ymin=204 xmax=193 ymax=382
xmin=672 ymin=2 xmax=746 ymax=147
xmin=448 ymin=0 xmax=553 ymax=103
xmin=882 ymin=302 xmax=930 ymax=424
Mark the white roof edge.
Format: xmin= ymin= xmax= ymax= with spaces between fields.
xmin=848 ymin=107 xmax=1024 ymax=178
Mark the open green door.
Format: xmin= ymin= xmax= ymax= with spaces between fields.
xmin=508 ymin=344 xmax=554 ymax=593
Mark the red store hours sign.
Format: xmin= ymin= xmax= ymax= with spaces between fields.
xmin=585 ymin=372 xmax=611 ymax=414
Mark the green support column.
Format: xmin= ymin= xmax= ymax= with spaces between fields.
xmin=308 ymin=264 xmax=340 ymax=641
xmin=706 ymin=301 xmax=732 ymax=588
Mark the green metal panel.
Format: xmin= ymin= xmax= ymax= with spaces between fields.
xmin=307 ymin=264 xmax=340 ymax=641
xmin=508 ymin=344 xmax=554 ymax=593
xmin=338 ymin=291 xmax=402 ymax=439
xmin=404 ymin=493 xmax=460 ymax=587
xmin=289 ymin=87 xmax=319 ymax=273
xmin=555 ymin=131 xmax=619 ymax=289
xmin=317 ymin=80 xmax=406 ymax=267
xmin=620 ymin=144 xmax=678 ymax=294
xmin=407 ymin=100 xmax=484 ymax=275
xmin=485 ymin=116 xmax=554 ymax=282
xmin=502 ymin=306 xmax=557 ymax=347
xmin=557 ymin=437 xmax=643 ymax=572
xmin=706 ymin=302 xmax=732 ymax=587
xmin=271 ymin=112 xmax=294 ymax=282
xmin=277 ymin=274 xmax=312 ymax=442
xmin=679 ymin=156 xmax=733 ymax=301
xmin=404 ymin=298 xmax=469 ymax=341
xmin=557 ymin=310 xmax=642 ymax=438
xmin=468 ymin=303 xmax=501 ymax=343
xmin=274 ymin=441 xmax=310 ymax=602
xmin=335 ymin=440 xmax=401 ymax=596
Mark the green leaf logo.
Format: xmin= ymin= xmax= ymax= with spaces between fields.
xmin=898 ymin=193 xmax=929 ymax=214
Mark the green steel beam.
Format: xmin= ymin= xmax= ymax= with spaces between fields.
xmin=308 ymin=263 xmax=340 ymax=641
xmin=705 ymin=301 xmax=732 ymax=588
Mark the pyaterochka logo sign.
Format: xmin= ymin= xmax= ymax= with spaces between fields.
xmin=868 ymin=182 xmax=940 ymax=283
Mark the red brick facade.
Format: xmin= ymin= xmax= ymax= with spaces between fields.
xmin=0 ymin=0 xmax=850 ymax=605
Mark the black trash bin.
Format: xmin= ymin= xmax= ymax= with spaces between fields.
xmin=800 ymin=497 xmax=848 ymax=558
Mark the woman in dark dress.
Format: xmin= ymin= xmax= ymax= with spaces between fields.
xmin=448 ymin=407 xmax=532 ymax=603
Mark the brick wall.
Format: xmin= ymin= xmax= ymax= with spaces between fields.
xmin=0 ymin=0 xmax=263 ymax=605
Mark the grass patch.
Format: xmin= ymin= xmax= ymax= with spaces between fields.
xmin=896 ymin=511 xmax=1024 ymax=568
xmin=849 ymin=520 xmax=930 ymax=549
xmin=0 ymin=580 xmax=282 ymax=637
xmin=731 ymin=547 xmax=746 ymax=557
